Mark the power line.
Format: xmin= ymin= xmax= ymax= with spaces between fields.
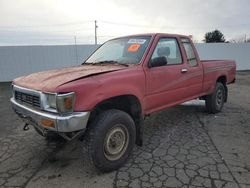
xmin=98 ymin=20 xmax=191 ymax=30
xmin=99 ymin=20 xmax=160 ymax=29
xmin=1 ymin=19 xmax=249 ymax=32
xmin=0 ymin=20 xmax=93 ymax=29
xmin=1 ymin=27 xmax=94 ymax=33
xmin=45 ymin=28 xmax=93 ymax=33
xmin=99 ymin=20 xmax=250 ymax=30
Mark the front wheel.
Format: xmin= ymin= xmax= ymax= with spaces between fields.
xmin=205 ymin=82 xmax=226 ymax=113
xmin=86 ymin=109 xmax=136 ymax=172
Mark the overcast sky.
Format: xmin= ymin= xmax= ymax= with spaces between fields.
xmin=0 ymin=0 xmax=249 ymax=45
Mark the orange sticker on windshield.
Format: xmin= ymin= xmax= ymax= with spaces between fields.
xmin=128 ymin=44 xmax=140 ymax=52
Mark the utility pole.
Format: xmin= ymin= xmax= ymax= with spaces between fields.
xmin=95 ymin=20 xmax=98 ymax=45
xmin=74 ymin=36 xmax=78 ymax=64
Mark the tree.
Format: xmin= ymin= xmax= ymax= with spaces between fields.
xmin=204 ymin=30 xmax=226 ymax=43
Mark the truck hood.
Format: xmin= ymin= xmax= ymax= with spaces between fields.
xmin=13 ymin=65 xmax=125 ymax=91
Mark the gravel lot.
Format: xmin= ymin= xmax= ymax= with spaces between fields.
xmin=0 ymin=72 xmax=249 ymax=188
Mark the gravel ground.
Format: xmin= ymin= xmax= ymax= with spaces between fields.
xmin=0 ymin=72 xmax=249 ymax=188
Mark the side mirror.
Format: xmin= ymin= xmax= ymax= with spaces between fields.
xmin=149 ymin=56 xmax=168 ymax=68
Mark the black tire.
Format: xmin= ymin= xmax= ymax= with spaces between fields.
xmin=86 ymin=109 xmax=136 ymax=172
xmin=205 ymin=82 xmax=226 ymax=113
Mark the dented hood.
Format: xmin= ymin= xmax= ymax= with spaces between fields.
xmin=13 ymin=65 xmax=125 ymax=91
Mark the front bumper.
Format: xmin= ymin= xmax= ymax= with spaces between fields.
xmin=11 ymin=98 xmax=90 ymax=133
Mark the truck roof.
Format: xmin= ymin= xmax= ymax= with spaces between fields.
xmin=112 ymin=33 xmax=190 ymax=40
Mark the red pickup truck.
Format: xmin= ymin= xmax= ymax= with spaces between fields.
xmin=11 ymin=33 xmax=236 ymax=172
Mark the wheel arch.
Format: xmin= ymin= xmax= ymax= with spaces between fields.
xmin=216 ymin=75 xmax=227 ymax=85
xmin=87 ymin=95 xmax=144 ymax=146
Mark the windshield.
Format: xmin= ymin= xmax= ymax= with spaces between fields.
xmin=85 ymin=36 xmax=151 ymax=65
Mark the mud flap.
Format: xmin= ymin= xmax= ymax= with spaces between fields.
xmin=224 ymin=85 xmax=228 ymax=102
xmin=135 ymin=115 xmax=144 ymax=147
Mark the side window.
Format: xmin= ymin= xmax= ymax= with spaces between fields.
xmin=181 ymin=38 xmax=198 ymax=67
xmin=151 ymin=38 xmax=182 ymax=66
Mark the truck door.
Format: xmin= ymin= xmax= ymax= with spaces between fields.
xmin=145 ymin=37 xmax=203 ymax=113
xmin=144 ymin=37 xmax=189 ymax=112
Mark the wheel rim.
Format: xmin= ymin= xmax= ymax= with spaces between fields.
xmin=103 ymin=124 xmax=129 ymax=161
xmin=216 ymin=88 xmax=224 ymax=108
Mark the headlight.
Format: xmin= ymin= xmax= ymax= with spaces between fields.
xmin=46 ymin=93 xmax=56 ymax=109
xmin=44 ymin=92 xmax=75 ymax=114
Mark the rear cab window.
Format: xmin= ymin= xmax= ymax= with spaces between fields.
xmin=181 ymin=38 xmax=198 ymax=67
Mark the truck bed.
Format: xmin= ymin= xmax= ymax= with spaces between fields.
xmin=201 ymin=59 xmax=236 ymax=95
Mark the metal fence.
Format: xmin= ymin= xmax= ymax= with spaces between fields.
xmin=0 ymin=45 xmax=99 ymax=82
xmin=195 ymin=43 xmax=250 ymax=71
xmin=0 ymin=43 xmax=249 ymax=82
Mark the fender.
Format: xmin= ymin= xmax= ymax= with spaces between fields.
xmin=57 ymin=66 xmax=146 ymax=113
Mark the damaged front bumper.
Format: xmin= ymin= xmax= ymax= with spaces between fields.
xmin=11 ymin=98 xmax=90 ymax=137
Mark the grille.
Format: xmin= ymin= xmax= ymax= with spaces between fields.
xmin=15 ymin=90 xmax=41 ymax=108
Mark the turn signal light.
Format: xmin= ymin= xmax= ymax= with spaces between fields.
xmin=41 ymin=119 xmax=55 ymax=128
xmin=64 ymin=96 xmax=73 ymax=110
xmin=56 ymin=92 xmax=75 ymax=113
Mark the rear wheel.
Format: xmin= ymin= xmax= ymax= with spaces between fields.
xmin=86 ymin=109 xmax=136 ymax=172
xmin=205 ymin=82 xmax=225 ymax=113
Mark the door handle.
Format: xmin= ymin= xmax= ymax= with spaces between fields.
xmin=181 ymin=68 xmax=188 ymax=73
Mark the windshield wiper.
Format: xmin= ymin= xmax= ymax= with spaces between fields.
xmin=84 ymin=60 xmax=129 ymax=67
